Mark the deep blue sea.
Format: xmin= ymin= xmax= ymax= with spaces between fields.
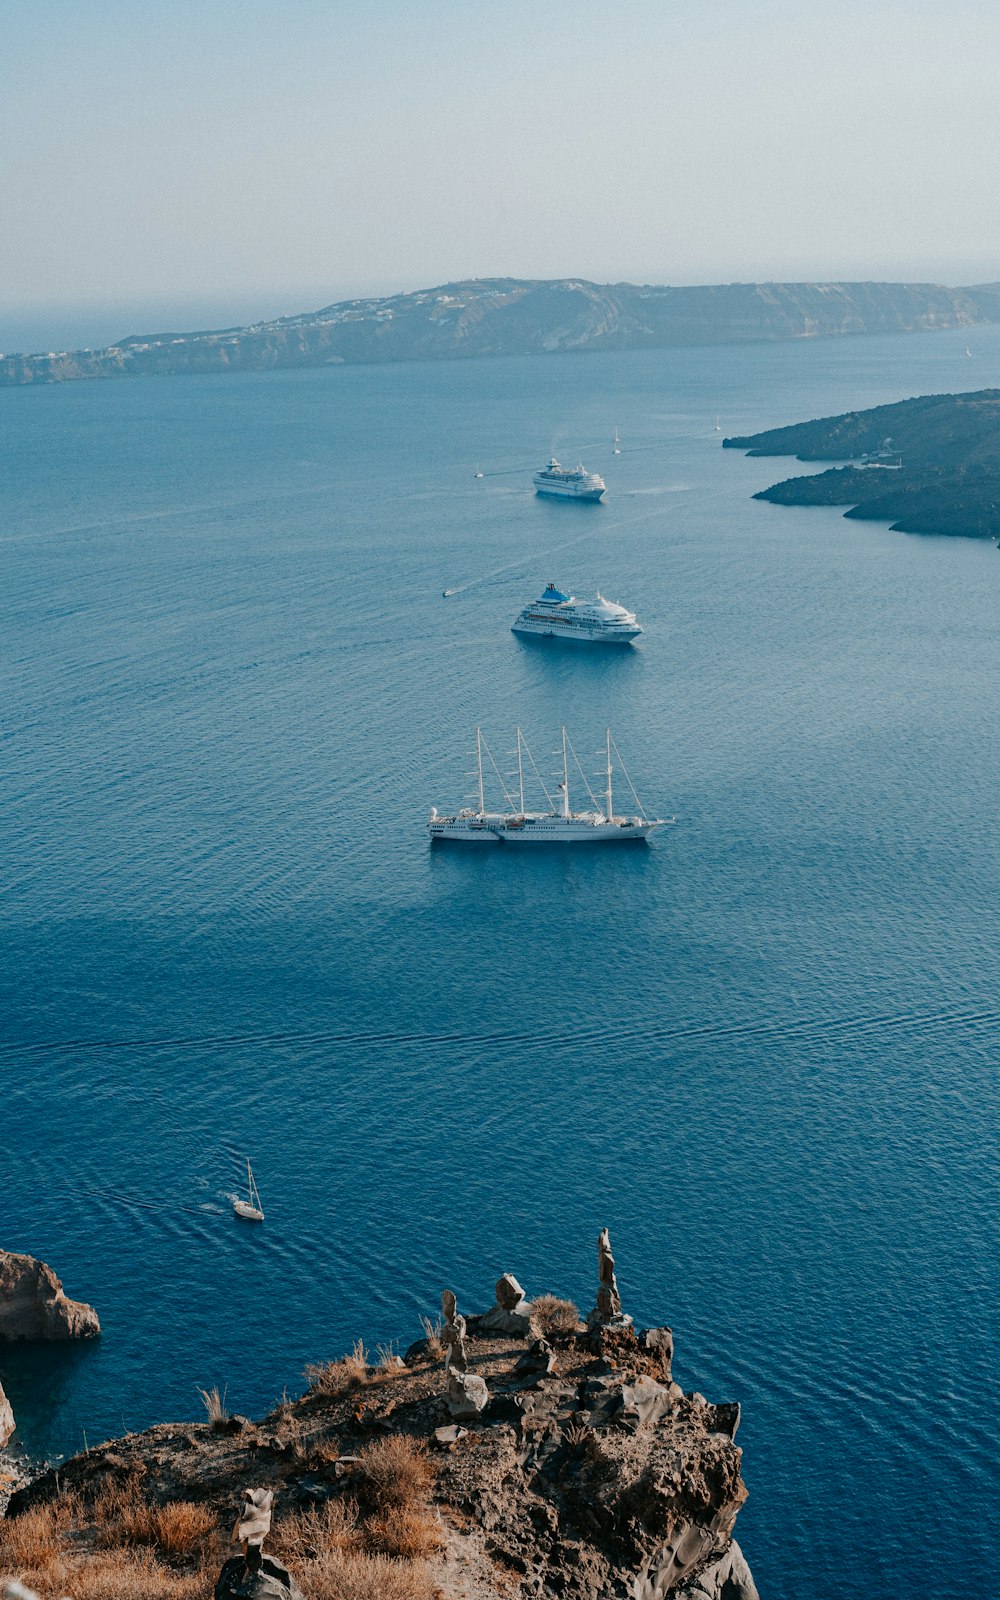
xmin=2 ymin=328 xmax=999 ymax=1600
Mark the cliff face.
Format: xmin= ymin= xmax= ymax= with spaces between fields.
xmin=1 ymin=1259 xmax=759 ymax=1600
xmin=2 ymin=276 xmax=997 ymax=386
xmin=726 ymin=388 xmax=1000 ymax=541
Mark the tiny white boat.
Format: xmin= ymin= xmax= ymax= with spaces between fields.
xmin=233 ymin=1159 xmax=264 ymax=1222
xmin=474 ymin=466 xmax=485 ymax=478
xmin=613 ymin=427 xmax=621 ymax=455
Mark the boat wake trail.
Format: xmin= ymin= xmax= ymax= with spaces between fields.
xmin=441 ymin=484 xmax=732 ymax=598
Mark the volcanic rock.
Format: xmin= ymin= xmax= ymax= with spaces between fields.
xmin=0 ymin=1377 xmax=14 ymax=1446
xmin=214 ymin=1554 xmax=303 ymax=1600
xmin=447 ymin=1369 xmax=490 ymax=1420
xmin=0 ymin=1251 xmax=100 ymax=1341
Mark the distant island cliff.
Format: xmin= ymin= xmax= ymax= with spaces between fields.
xmin=5 ymin=277 xmax=1000 ymax=385
xmin=725 ymin=389 xmax=1000 ymax=541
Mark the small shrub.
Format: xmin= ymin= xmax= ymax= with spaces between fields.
xmin=530 ymin=1294 xmax=581 ymax=1337
xmin=304 ymin=1339 xmax=369 ymax=1397
xmin=300 ymin=1548 xmax=437 ymax=1600
xmin=195 ymin=1384 xmax=229 ymax=1430
xmin=365 ymin=1508 xmax=443 ymax=1560
xmin=275 ymin=1499 xmax=358 ymax=1561
xmin=355 ymin=1436 xmax=434 ymax=1513
xmin=152 ymin=1501 xmax=216 ymax=1557
xmin=418 ymin=1314 xmax=443 ymax=1359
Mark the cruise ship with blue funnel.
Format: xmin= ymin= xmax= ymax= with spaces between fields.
xmin=512 ymin=583 xmax=642 ymax=644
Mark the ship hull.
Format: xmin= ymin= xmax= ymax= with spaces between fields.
xmin=429 ymin=818 xmax=657 ymax=844
xmin=533 ymin=480 xmax=605 ymax=500
xmin=512 ymin=619 xmax=641 ymax=644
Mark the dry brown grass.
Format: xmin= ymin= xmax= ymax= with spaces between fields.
xmin=273 ymin=1498 xmax=359 ymax=1561
xmin=304 ymin=1338 xmax=370 ymax=1397
xmin=150 ymin=1502 xmax=216 ymax=1558
xmin=299 ymin=1548 xmax=437 ymax=1600
xmin=64 ymin=1549 xmax=207 ymax=1600
xmin=355 ymin=1435 xmax=435 ymax=1513
xmin=2 ymin=1474 xmax=221 ymax=1600
xmin=418 ymin=1315 xmax=443 ymax=1360
xmin=364 ymin=1508 xmax=443 ymax=1560
xmin=530 ymin=1293 xmax=581 ymax=1337
xmin=0 ymin=1505 xmax=63 ymax=1575
xmin=374 ymin=1341 xmax=406 ymax=1376
xmin=195 ymin=1384 xmax=229 ymax=1431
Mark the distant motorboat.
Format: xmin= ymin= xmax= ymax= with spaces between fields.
xmin=233 ymin=1159 xmax=264 ymax=1222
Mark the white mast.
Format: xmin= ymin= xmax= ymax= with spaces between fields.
xmin=476 ymin=726 xmax=485 ymax=815
xmin=605 ymin=728 xmax=614 ymax=822
xmin=561 ymin=726 xmax=570 ymax=819
xmin=516 ymin=726 xmax=525 ymax=815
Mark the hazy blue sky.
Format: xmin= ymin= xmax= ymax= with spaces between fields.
xmin=3 ymin=0 xmax=1000 ymax=333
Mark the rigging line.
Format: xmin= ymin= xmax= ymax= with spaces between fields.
xmin=564 ymin=729 xmax=602 ymax=812
xmin=520 ymin=732 xmax=556 ymax=810
xmin=479 ymin=730 xmax=516 ymax=811
xmin=609 ymin=732 xmax=647 ymax=818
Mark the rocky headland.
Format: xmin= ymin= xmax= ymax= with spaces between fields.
xmin=0 ymin=1253 xmax=100 ymax=1347
xmin=725 ymin=388 xmax=1000 ymax=540
xmin=4 ymin=276 xmax=1000 ymax=386
xmin=0 ymin=1235 xmax=759 ymax=1600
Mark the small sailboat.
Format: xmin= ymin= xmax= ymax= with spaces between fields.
xmin=613 ymin=427 xmax=621 ymax=455
xmin=965 ymin=346 xmax=973 ymax=358
xmin=233 ymin=1159 xmax=264 ymax=1222
xmin=714 ymin=415 xmax=722 ymax=433
xmin=474 ymin=466 xmax=485 ymax=478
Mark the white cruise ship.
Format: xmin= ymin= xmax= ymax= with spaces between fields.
xmin=428 ymin=727 xmax=669 ymax=845
xmin=533 ymin=458 xmax=606 ymax=500
xmin=512 ymin=583 xmax=642 ymax=645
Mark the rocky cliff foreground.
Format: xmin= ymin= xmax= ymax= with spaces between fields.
xmin=726 ymin=388 xmax=1000 ymax=540
xmin=0 ymin=1246 xmax=760 ymax=1600
xmin=3 ymin=275 xmax=1000 ymax=385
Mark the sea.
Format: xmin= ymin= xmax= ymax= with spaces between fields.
xmin=2 ymin=326 xmax=998 ymax=1600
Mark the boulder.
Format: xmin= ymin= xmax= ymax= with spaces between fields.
xmin=495 ymin=1273 xmax=526 ymax=1311
xmin=0 ymin=1377 xmax=14 ymax=1447
xmin=620 ymin=1375 xmax=676 ymax=1431
xmin=447 ymin=1370 xmax=490 ymax=1421
xmin=214 ymin=1555 xmax=303 ymax=1600
xmin=639 ymin=1325 xmax=674 ymax=1378
xmin=0 ymin=1252 xmax=100 ymax=1341
xmin=510 ymin=1338 xmax=557 ymax=1388
xmin=475 ymin=1272 xmax=533 ymax=1336
xmin=674 ymin=1539 xmax=760 ymax=1600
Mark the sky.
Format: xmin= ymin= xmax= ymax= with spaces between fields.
xmin=3 ymin=0 xmax=1000 ymax=342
